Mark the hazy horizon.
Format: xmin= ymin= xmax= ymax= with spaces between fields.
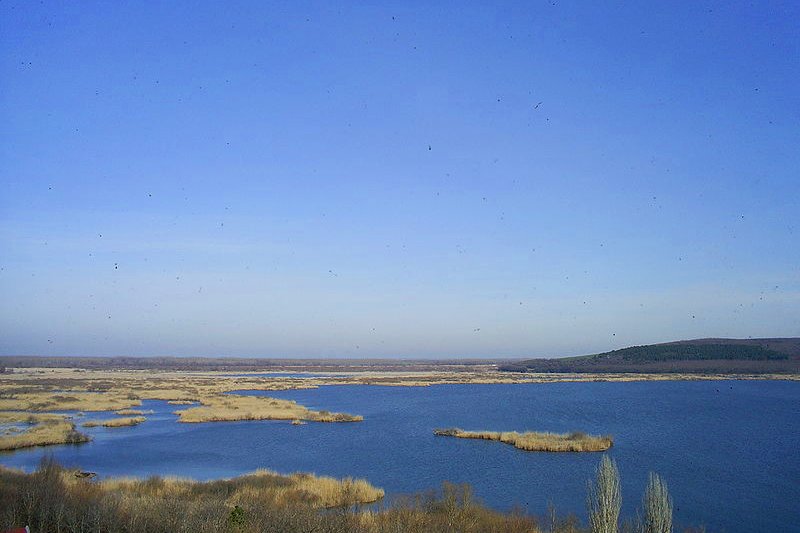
xmin=2 ymin=2 xmax=799 ymax=358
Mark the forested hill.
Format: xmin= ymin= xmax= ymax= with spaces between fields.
xmin=500 ymin=338 xmax=800 ymax=374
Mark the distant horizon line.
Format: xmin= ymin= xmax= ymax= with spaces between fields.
xmin=2 ymin=336 xmax=797 ymax=362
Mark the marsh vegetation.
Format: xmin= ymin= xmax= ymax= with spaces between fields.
xmin=0 ymin=364 xmax=784 ymax=454
xmin=0 ymin=412 xmax=89 ymax=451
xmin=434 ymin=428 xmax=613 ymax=452
xmin=82 ymin=416 xmax=146 ymax=428
xmin=115 ymin=409 xmax=154 ymax=415
xmin=0 ymin=456 xmax=683 ymax=533
xmin=0 ymin=458 xmax=383 ymax=533
xmin=176 ymin=394 xmax=362 ymax=424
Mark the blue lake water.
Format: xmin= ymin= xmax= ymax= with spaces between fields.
xmin=1 ymin=380 xmax=798 ymax=532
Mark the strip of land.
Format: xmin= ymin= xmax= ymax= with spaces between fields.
xmin=4 ymin=338 xmax=798 ymax=375
xmin=176 ymin=395 xmax=362 ymax=423
xmin=115 ymin=409 xmax=153 ymax=415
xmin=434 ymin=428 xmax=613 ymax=452
xmin=82 ymin=416 xmax=146 ymax=428
xmin=1 ymin=458 xmax=382 ymax=511
xmin=0 ymin=412 xmax=90 ymax=450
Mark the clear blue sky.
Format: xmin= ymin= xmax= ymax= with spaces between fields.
xmin=1 ymin=1 xmax=798 ymax=358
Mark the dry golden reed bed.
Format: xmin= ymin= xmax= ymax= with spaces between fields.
xmin=0 ymin=458 xmax=385 ymax=533
xmin=96 ymin=468 xmax=384 ymax=509
xmin=82 ymin=416 xmax=147 ymax=428
xmin=115 ymin=409 xmax=153 ymax=415
xmin=434 ymin=428 xmax=613 ymax=452
xmin=1 ymin=459 xmax=557 ymax=533
xmin=1 ymin=456 xmax=686 ymax=533
xmin=0 ymin=412 xmax=89 ymax=451
xmin=177 ymin=394 xmax=362 ymax=423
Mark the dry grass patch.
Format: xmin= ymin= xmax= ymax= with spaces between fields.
xmin=0 ymin=459 xmax=388 ymax=533
xmin=97 ymin=467 xmax=383 ymax=508
xmin=115 ymin=409 xmax=153 ymax=415
xmin=176 ymin=394 xmax=362 ymax=424
xmin=129 ymin=388 xmax=198 ymax=402
xmin=0 ymin=412 xmax=90 ymax=451
xmin=82 ymin=416 xmax=146 ymax=428
xmin=0 ymin=391 xmax=140 ymax=412
xmin=434 ymin=428 xmax=613 ymax=452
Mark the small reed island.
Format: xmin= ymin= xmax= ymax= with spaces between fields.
xmin=434 ymin=428 xmax=613 ymax=452
xmin=176 ymin=394 xmax=362 ymax=424
xmin=82 ymin=416 xmax=147 ymax=428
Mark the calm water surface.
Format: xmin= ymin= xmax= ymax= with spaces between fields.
xmin=1 ymin=380 xmax=797 ymax=532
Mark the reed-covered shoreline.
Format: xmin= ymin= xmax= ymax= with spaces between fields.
xmin=0 ymin=412 xmax=89 ymax=451
xmin=82 ymin=416 xmax=146 ymax=428
xmin=0 ymin=456 xmax=687 ymax=533
xmin=434 ymin=428 xmax=613 ymax=452
xmin=176 ymin=394 xmax=362 ymax=423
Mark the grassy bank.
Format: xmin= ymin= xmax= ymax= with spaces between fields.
xmin=0 ymin=390 xmax=142 ymax=413
xmin=115 ymin=409 xmax=154 ymax=415
xmin=0 ymin=412 xmax=90 ymax=451
xmin=82 ymin=416 xmax=146 ymax=428
xmin=434 ymin=428 xmax=613 ymax=452
xmin=0 ymin=457 xmax=697 ymax=533
xmin=97 ymin=469 xmax=384 ymax=510
xmin=0 ymin=459 xmax=552 ymax=533
xmin=177 ymin=394 xmax=362 ymax=424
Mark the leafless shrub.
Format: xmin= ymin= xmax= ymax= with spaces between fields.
xmin=587 ymin=455 xmax=621 ymax=533
xmin=641 ymin=472 xmax=672 ymax=533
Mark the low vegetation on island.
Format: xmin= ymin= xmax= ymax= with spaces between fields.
xmin=82 ymin=416 xmax=146 ymax=428
xmin=0 ymin=390 xmax=144 ymax=413
xmin=176 ymin=394 xmax=362 ymax=424
xmin=434 ymin=428 xmax=613 ymax=452
xmin=115 ymin=409 xmax=153 ymax=415
xmin=0 ymin=412 xmax=89 ymax=451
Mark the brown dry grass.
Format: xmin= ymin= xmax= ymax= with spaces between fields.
xmin=82 ymin=416 xmax=146 ymax=428
xmin=0 ymin=391 xmax=141 ymax=412
xmin=115 ymin=409 xmax=153 ymax=415
xmin=0 ymin=412 xmax=90 ymax=451
xmin=0 ymin=460 xmax=555 ymax=533
xmin=434 ymin=428 xmax=613 ymax=452
xmin=0 ymin=459 xmax=386 ymax=533
xmin=89 ymin=467 xmax=383 ymax=509
xmin=177 ymin=394 xmax=362 ymax=423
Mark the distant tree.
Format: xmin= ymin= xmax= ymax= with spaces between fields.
xmin=641 ymin=472 xmax=672 ymax=533
xmin=587 ymin=455 xmax=621 ymax=533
